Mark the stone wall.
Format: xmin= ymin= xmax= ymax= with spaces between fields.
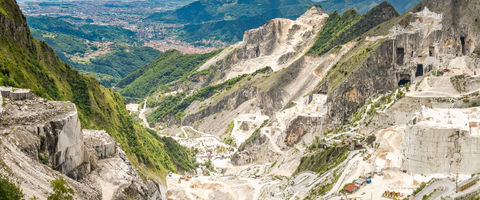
xmin=33 ymin=108 xmax=90 ymax=179
xmin=11 ymin=89 xmax=33 ymax=100
xmin=401 ymin=125 xmax=480 ymax=174
xmin=83 ymin=130 xmax=117 ymax=159
xmin=0 ymin=87 xmax=33 ymax=100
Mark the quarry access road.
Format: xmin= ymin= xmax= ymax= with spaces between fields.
xmin=139 ymin=99 xmax=152 ymax=129
xmin=323 ymin=152 xmax=362 ymax=198
xmin=413 ymin=179 xmax=455 ymax=200
xmin=288 ymin=151 xmax=359 ymax=200
xmin=292 ymin=172 xmax=317 ymax=187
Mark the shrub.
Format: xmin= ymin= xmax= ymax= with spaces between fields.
xmin=0 ymin=174 xmax=24 ymax=200
xmin=367 ymin=106 xmax=376 ymax=116
xmin=396 ymin=89 xmax=405 ymax=99
xmin=47 ymin=177 xmax=74 ymax=200
xmin=223 ymin=137 xmax=236 ymax=147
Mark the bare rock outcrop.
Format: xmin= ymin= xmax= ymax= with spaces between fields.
xmin=0 ymin=92 xmax=98 ymax=199
xmin=84 ymin=130 xmax=166 ymax=200
xmin=197 ymin=6 xmax=328 ymax=81
xmin=402 ymin=107 xmax=480 ymax=174
xmin=284 ymin=116 xmax=323 ymax=146
xmin=231 ymin=127 xmax=279 ymax=165
xmin=1 ymin=93 xmax=89 ymax=180
xmin=0 ymin=89 xmax=166 ymax=200
xmin=84 ymin=130 xmax=117 ymax=159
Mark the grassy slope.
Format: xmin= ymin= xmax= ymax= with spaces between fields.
xmin=307 ymin=9 xmax=362 ymax=56
xmin=308 ymin=2 xmax=399 ymax=95
xmin=308 ymin=2 xmax=398 ymax=57
xmin=0 ymin=0 xmax=193 ymax=182
xmin=295 ymin=146 xmax=349 ymax=174
xmin=117 ymin=49 xmax=220 ymax=100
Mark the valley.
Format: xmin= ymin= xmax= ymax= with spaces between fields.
xmin=3 ymin=0 xmax=480 ymax=199
xmin=18 ymin=0 xmax=422 ymax=89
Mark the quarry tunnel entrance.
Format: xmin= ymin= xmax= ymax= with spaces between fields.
xmin=461 ymin=36 xmax=466 ymax=55
xmin=416 ymin=64 xmax=424 ymax=77
xmin=429 ymin=46 xmax=435 ymax=57
xmin=398 ymin=74 xmax=411 ymax=86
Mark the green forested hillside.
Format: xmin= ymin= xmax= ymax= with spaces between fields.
xmin=75 ymin=45 xmax=161 ymax=88
xmin=317 ymin=0 xmax=420 ymax=14
xmin=27 ymin=16 xmax=139 ymax=44
xmin=27 ymin=16 xmax=161 ymax=87
xmin=117 ymin=49 xmax=220 ymax=100
xmin=146 ymin=0 xmax=313 ymax=24
xmin=0 ymin=0 xmax=193 ymax=181
xmin=307 ymin=9 xmax=361 ymax=56
xmin=146 ymin=0 xmax=313 ymax=44
xmin=178 ymin=7 xmax=307 ymax=44
xmin=308 ymin=1 xmax=399 ymax=56
xmin=144 ymin=0 xmax=419 ymax=44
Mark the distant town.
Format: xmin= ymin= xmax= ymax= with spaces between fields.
xmin=19 ymin=0 xmax=223 ymax=54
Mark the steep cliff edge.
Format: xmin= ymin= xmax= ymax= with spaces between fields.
xmin=0 ymin=90 xmax=166 ymax=199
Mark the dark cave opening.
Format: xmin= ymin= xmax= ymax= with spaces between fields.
xmin=416 ymin=64 xmax=424 ymax=77
xmin=398 ymin=74 xmax=411 ymax=86
xmin=398 ymin=79 xmax=411 ymax=86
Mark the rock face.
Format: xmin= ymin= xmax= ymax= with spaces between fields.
xmin=231 ymin=129 xmax=279 ymax=165
xmin=0 ymin=91 xmax=97 ymax=199
xmin=285 ymin=116 xmax=323 ymax=146
xmin=402 ymin=107 xmax=480 ymax=174
xmin=0 ymin=0 xmax=33 ymax=49
xmin=319 ymin=3 xmax=480 ymax=129
xmin=1 ymin=92 xmax=89 ymax=180
xmin=84 ymin=130 xmax=165 ymax=200
xmin=0 ymin=89 xmax=165 ymax=200
xmin=197 ymin=6 xmax=328 ymax=82
xmin=84 ymin=130 xmax=116 ymax=159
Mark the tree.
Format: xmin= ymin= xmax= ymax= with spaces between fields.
xmin=0 ymin=174 xmax=24 ymax=200
xmin=47 ymin=177 xmax=74 ymax=200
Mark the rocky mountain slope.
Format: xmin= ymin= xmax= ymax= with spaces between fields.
xmin=0 ymin=0 xmax=195 ymax=198
xmin=121 ymin=0 xmax=480 ymax=199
